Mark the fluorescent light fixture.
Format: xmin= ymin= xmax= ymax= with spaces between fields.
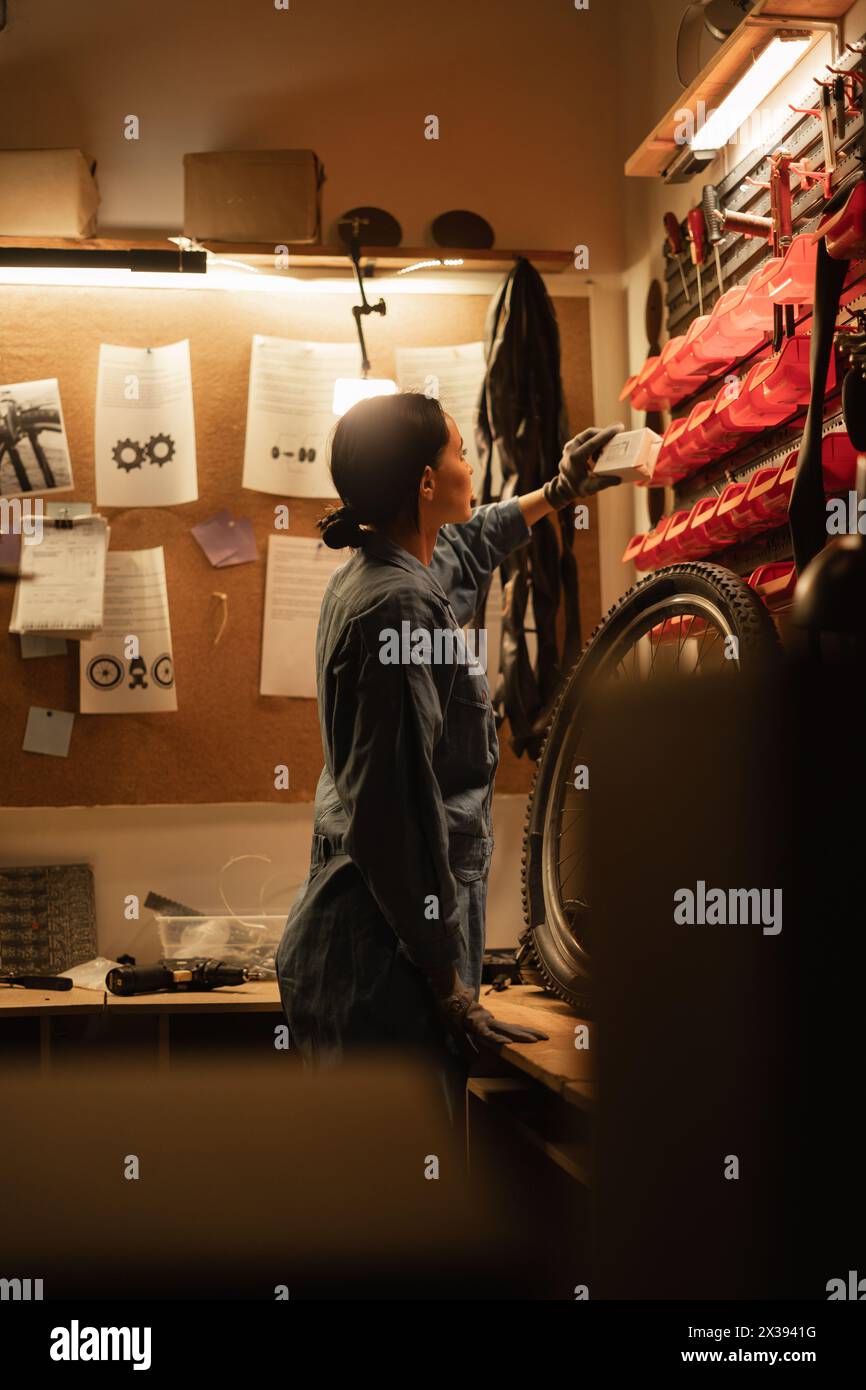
xmin=692 ymin=35 xmax=812 ymax=154
xmin=332 ymin=377 xmax=398 ymax=416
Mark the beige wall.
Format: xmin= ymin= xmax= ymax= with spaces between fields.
xmin=0 ymin=795 xmax=530 ymax=961
xmin=0 ymin=0 xmax=630 ymax=269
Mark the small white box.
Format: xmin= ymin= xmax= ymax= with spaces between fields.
xmin=594 ymin=427 xmax=663 ymax=483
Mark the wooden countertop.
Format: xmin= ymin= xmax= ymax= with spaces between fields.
xmin=0 ymin=978 xmax=593 ymax=1106
xmin=477 ymin=984 xmax=593 ymax=1111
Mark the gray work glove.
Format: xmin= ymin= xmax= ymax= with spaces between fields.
xmin=542 ymin=423 xmax=625 ymax=508
xmin=429 ymin=968 xmax=549 ymax=1055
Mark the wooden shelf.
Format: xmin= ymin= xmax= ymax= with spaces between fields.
xmin=0 ymin=234 xmax=574 ymax=276
xmin=626 ymin=0 xmax=856 ymax=179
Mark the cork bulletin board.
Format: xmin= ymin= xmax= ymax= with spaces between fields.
xmin=0 ymin=281 xmax=595 ymax=806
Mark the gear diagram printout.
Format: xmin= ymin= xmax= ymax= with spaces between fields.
xmin=95 ymin=340 xmax=198 ymax=507
xmin=78 ymin=546 xmax=178 ymax=714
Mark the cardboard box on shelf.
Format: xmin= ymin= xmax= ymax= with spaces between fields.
xmin=183 ymin=150 xmax=324 ymax=244
xmin=0 ymin=150 xmax=100 ymax=237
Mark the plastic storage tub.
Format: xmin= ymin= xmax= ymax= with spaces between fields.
xmin=154 ymin=913 xmax=285 ymax=977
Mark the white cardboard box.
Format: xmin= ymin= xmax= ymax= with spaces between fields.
xmin=594 ymin=427 xmax=663 ymax=483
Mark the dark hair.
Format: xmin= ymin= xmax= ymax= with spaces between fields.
xmin=317 ymin=392 xmax=450 ymax=549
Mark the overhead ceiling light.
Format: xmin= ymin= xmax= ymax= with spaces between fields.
xmin=691 ymin=35 xmax=812 ymax=154
xmin=332 ymin=377 xmax=398 ymax=417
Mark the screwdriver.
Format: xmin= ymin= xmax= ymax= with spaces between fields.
xmin=701 ymin=184 xmax=725 ymax=295
xmin=663 ymin=212 xmax=691 ymax=303
xmin=686 ymin=205 xmax=706 ymax=316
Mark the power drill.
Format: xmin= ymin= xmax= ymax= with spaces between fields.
xmin=105 ymin=957 xmax=249 ymax=997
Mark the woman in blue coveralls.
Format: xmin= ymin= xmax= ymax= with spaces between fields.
xmin=275 ymin=392 xmax=621 ymax=1072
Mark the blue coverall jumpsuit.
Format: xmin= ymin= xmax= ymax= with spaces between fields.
xmin=275 ymin=496 xmax=533 ymax=1064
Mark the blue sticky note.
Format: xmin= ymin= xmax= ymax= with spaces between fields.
xmin=20 ymin=634 xmax=69 ymax=659
xmin=23 ymin=706 xmax=75 ymax=758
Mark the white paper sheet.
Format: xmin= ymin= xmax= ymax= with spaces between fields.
xmin=95 ymin=341 xmax=198 ymax=507
xmin=0 ymin=377 xmax=74 ymax=499
xmin=395 ymin=342 xmax=493 ymax=497
xmin=242 ymin=336 xmax=361 ymax=498
xmin=79 ymin=547 xmax=177 ymax=714
xmin=260 ymin=536 xmax=347 ymax=697
xmin=9 ymin=515 xmax=109 ymax=637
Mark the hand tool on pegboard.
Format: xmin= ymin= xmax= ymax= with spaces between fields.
xmin=663 ymin=211 xmax=691 ymax=302
xmin=701 ymin=184 xmax=725 ymax=294
xmin=686 ymin=204 xmax=706 ymax=315
xmin=720 ymin=148 xmax=796 ymax=346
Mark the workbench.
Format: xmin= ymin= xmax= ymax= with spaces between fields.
xmin=0 ymin=979 xmax=592 ymax=1294
xmin=0 ymin=980 xmax=590 ymax=1098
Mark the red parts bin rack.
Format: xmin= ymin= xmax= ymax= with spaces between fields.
xmin=619 ymin=235 xmax=820 ymax=415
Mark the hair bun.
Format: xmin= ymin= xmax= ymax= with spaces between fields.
xmin=317 ymin=503 xmax=366 ymax=549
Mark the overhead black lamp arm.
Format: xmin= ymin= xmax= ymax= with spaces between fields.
xmin=339 ymin=216 xmax=386 ymax=377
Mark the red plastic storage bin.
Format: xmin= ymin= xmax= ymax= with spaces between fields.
xmin=654 ymin=509 xmax=693 ymax=567
xmin=741 ymin=463 xmax=790 ymax=530
xmin=622 ymin=531 xmax=650 ymax=571
xmin=686 ymin=494 xmax=722 ymax=557
xmin=725 ymin=263 xmax=780 ymax=336
xmin=766 ymin=234 xmax=818 ymax=305
xmin=747 ymin=561 xmax=798 ymax=610
xmin=653 ymin=418 xmax=691 ymax=484
xmin=822 ymin=430 xmax=859 ymax=490
xmin=663 ymin=507 xmax=702 ymax=562
xmin=631 ymin=355 xmax=660 ymax=411
xmin=700 ymin=377 xmax=744 ymax=451
xmin=640 ymin=514 xmax=675 ymax=570
xmin=651 ymin=612 xmax=710 ymax=645
xmin=698 ymin=481 xmax=750 ymax=549
xmin=702 ymin=285 xmax=767 ymax=358
xmin=720 ymin=471 xmax=775 ymax=541
xmin=814 ymin=180 xmax=866 ymax=261
xmin=678 ymin=313 xmax=734 ymax=370
xmin=676 ymin=399 xmax=717 ymax=470
xmin=711 ymin=480 xmax=755 ymax=544
xmin=656 ymin=335 xmax=705 ymax=402
xmin=747 ymin=255 xmax=787 ymax=298
xmin=749 ymin=335 xmax=822 ymax=423
xmin=722 ymin=362 xmax=776 ymax=431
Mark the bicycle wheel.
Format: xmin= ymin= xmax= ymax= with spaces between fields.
xmin=520 ymin=562 xmax=781 ymax=1013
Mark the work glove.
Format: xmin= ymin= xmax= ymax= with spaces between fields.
xmin=429 ymin=968 xmax=549 ymax=1055
xmin=542 ymin=423 xmax=625 ymax=509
